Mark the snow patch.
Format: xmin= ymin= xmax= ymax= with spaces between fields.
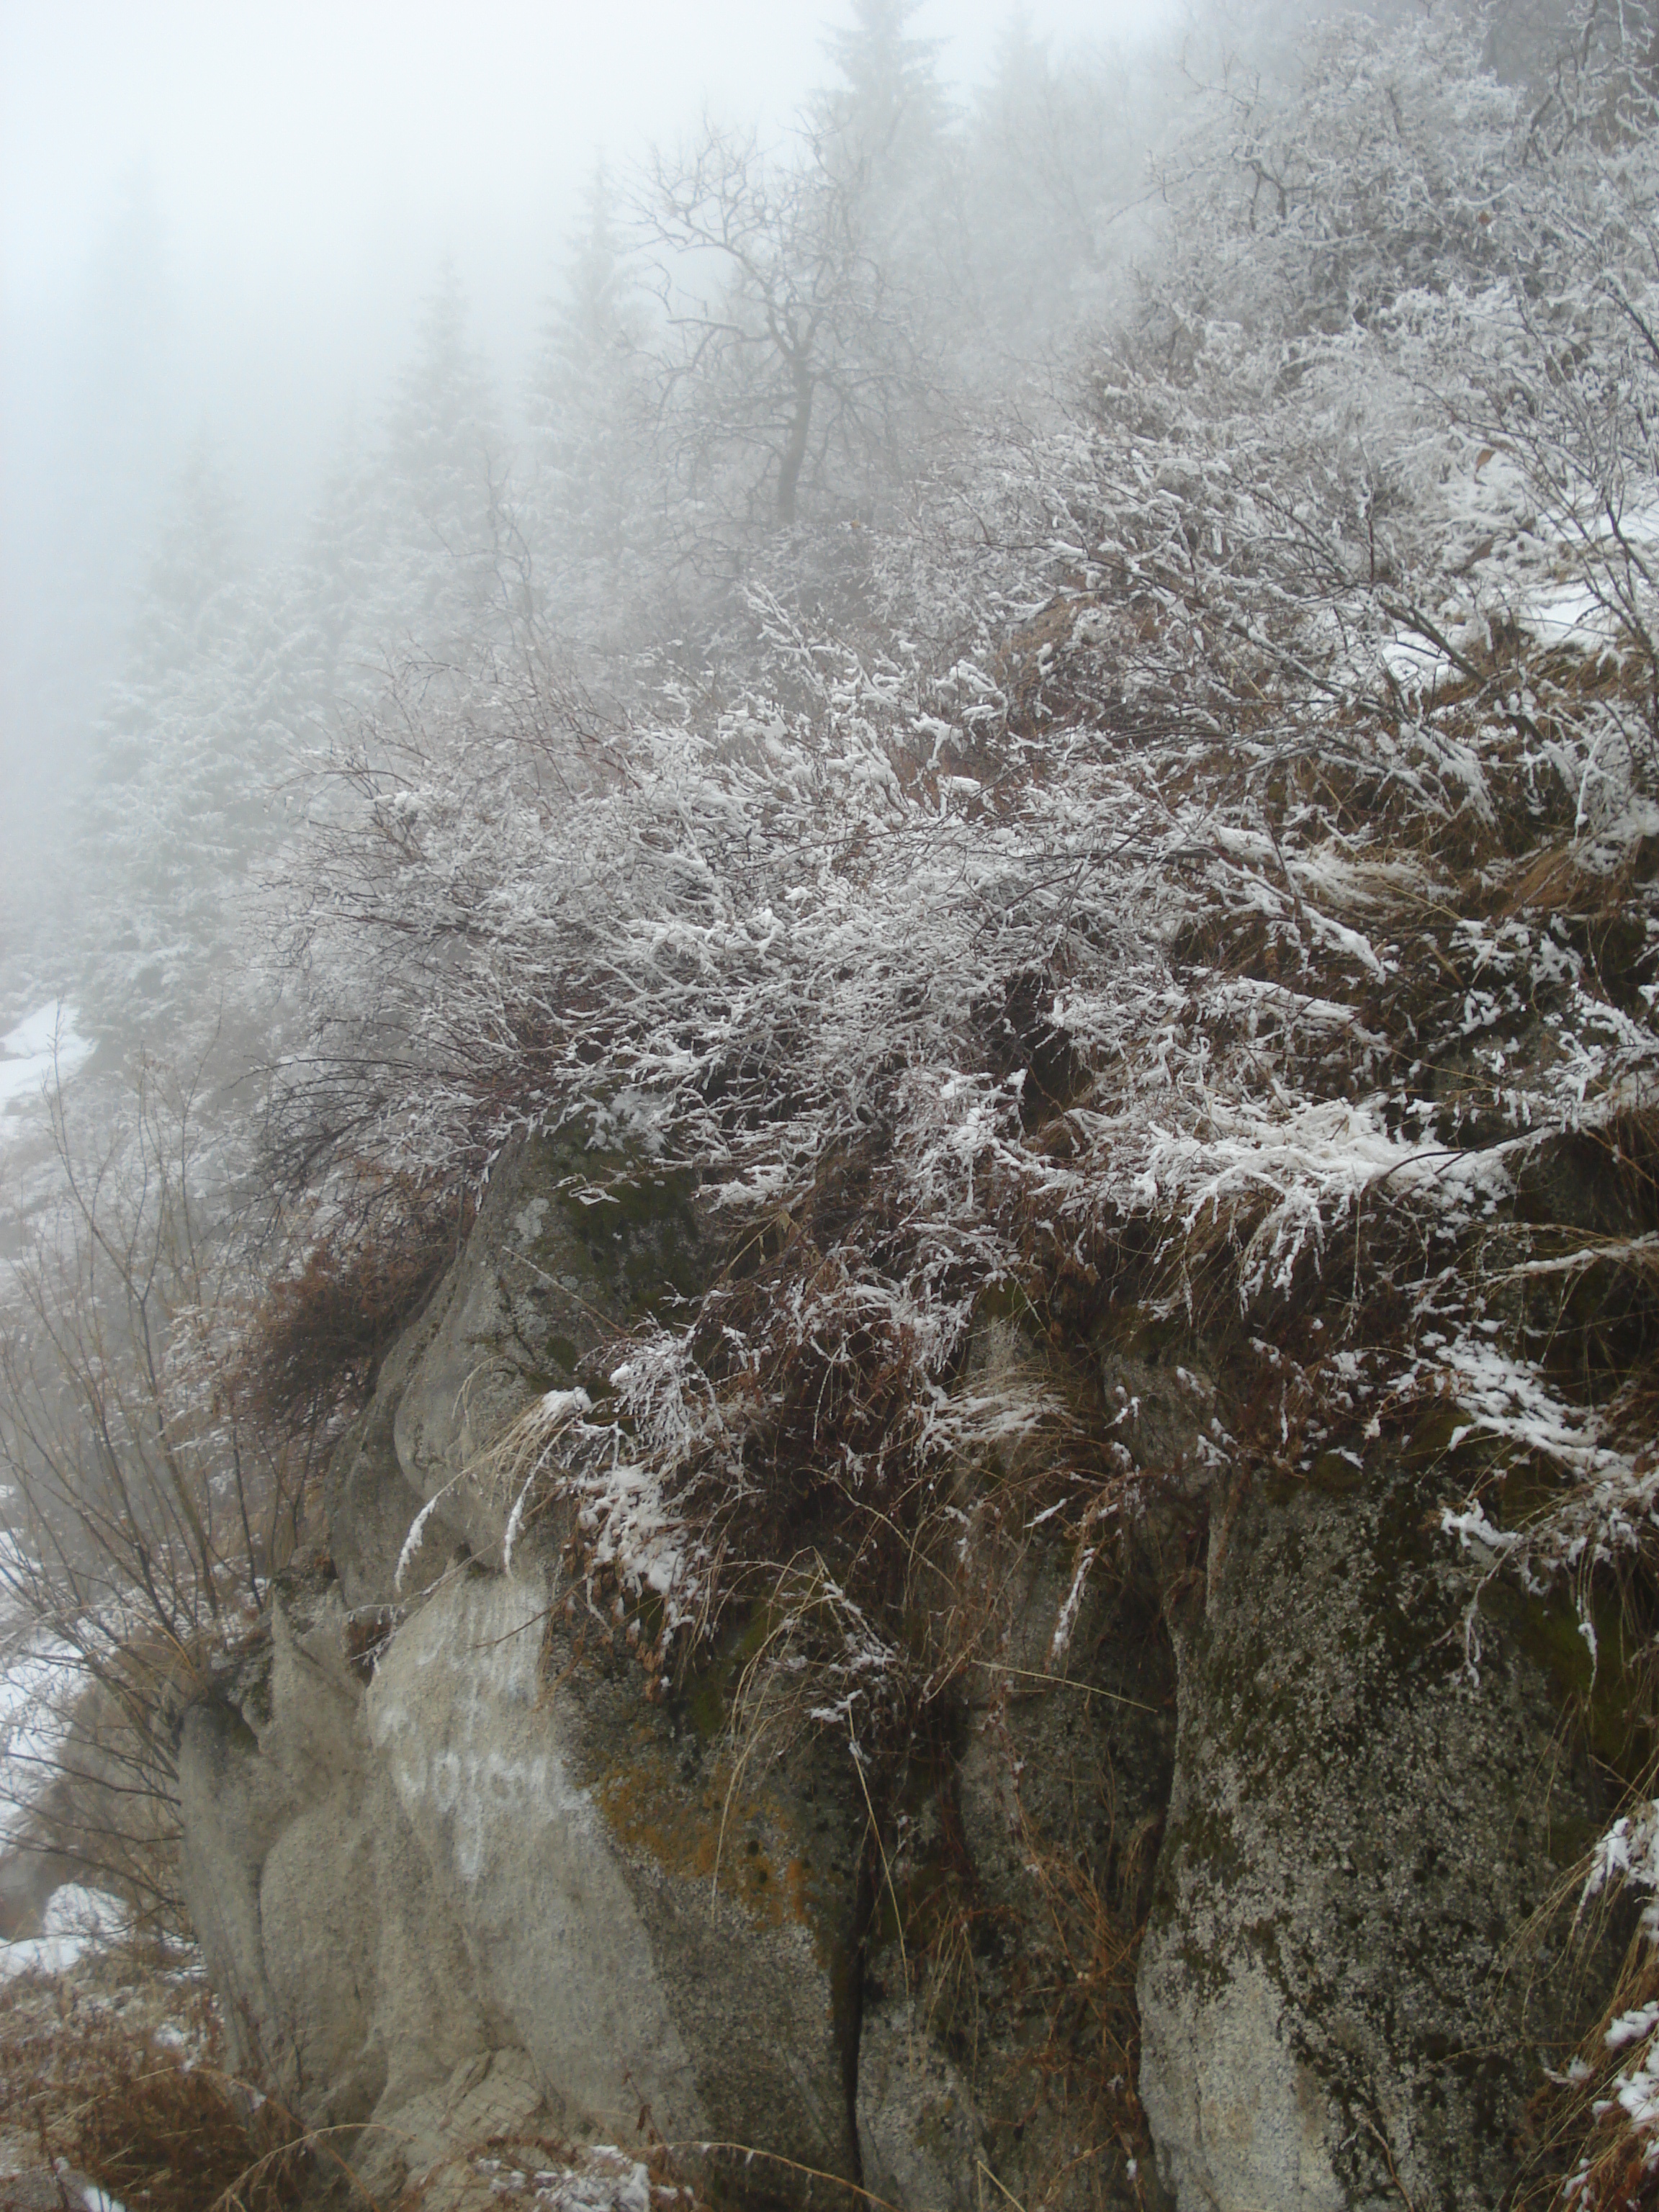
xmin=0 ymin=1883 xmax=130 ymax=1982
xmin=0 ymin=1002 xmax=92 ymax=1115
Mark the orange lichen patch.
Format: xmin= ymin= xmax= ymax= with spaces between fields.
xmin=778 ymin=1853 xmax=815 ymax=1933
xmin=593 ymin=1732 xmax=818 ymax=1943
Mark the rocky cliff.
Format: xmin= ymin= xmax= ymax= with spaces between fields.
xmin=174 ymin=1128 xmax=1624 ymax=2211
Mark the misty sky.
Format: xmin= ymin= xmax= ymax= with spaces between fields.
xmin=0 ymin=0 xmax=1179 ymax=935
xmin=3 ymin=1 xmax=1178 ymax=302
xmin=2 ymin=0 xmax=1181 ymax=544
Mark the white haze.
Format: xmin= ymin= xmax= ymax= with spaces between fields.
xmin=0 ymin=0 xmax=1178 ymax=962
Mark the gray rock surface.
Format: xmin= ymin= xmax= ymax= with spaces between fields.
xmin=178 ymin=1133 xmax=862 ymax=2198
xmin=886 ymin=1541 xmax=1176 ymax=2212
xmin=856 ymin=2001 xmax=986 ymax=2212
xmin=369 ymin=1570 xmax=712 ymax=2147
xmin=353 ymin=2045 xmax=552 ymax=2208
xmin=390 ymin=1135 xmax=703 ymax=1570
xmin=1137 ymin=1462 xmax=1602 ymax=2211
xmin=171 ymin=1138 xmax=1619 ymax=2212
xmin=0 ymin=2165 xmax=105 ymax=2210
xmin=177 ymin=1560 xmax=862 ymax=2196
xmin=323 ymin=1282 xmax=451 ymax=1610
xmin=845 ymin=1311 xmax=1179 ymax=2212
xmin=176 ymin=1576 xmax=486 ymax=2125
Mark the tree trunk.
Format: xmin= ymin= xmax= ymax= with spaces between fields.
xmin=775 ymin=360 xmax=816 ymax=526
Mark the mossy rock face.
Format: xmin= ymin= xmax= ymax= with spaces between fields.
xmin=184 ymin=1562 xmax=863 ymax=2212
xmin=559 ymin=1609 xmax=865 ymax=1998
xmin=1097 ymin=1309 xmax=1223 ymax=1496
xmin=855 ymin=1508 xmax=1179 ymax=2212
xmin=578 ymin=1674 xmax=867 ymax=2203
xmin=383 ymin=1131 xmax=713 ymax=1575
xmin=958 ymin=1557 xmax=1176 ymax=2211
xmin=553 ymin=1149 xmax=704 ymax=1311
xmin=1138 ymin=1461 xmax=1616 ymax=2212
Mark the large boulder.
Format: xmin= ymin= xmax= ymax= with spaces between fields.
xmin=175 ymin=1136 xmax=1622 ymax=2212
xmin=1136 ymin=1460 xmax=1606 ymax=2211
xmin=179 ymin=1130 xmax=864 ymax=2202
xmin=366 ymin=1565 xmax=862 ymax=2167
xmin=176 ymin=1575 xmax=487 ymax=2128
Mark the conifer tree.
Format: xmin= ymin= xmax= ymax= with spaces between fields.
xmin=526 ymin=167 xmax=657 ymax=644
xmin=963 ymin=12 xmax=1143 ymax=346
xmin=76 ymin=441 xmax=295 ymax=1058
xmin=269 ymin=267 xmax=526 ymax=836
xmin=817 ymin=0 xmax=947 ymax=184
xmin=367 ymin=269 xmax=517 ymax=655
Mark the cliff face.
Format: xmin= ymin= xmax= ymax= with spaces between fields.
xmin=1139 ymin=1465 xmax=1606 ymax=2208
xmin=174 ymin=1130 xmax=1618 ymax=2211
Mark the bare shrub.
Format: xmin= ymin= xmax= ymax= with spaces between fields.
xmin=0 ymin=1054 xmax=306 ymax=1923
xmin=243 ymin=1175 xmax=466 ymax=1439
xmin=0 ymin=1966 xmax=311 ymax=2212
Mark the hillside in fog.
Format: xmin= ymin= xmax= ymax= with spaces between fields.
xmin=6 ymin=6 xmax=1659 ymax=2210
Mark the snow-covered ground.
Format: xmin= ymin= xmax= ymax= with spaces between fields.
xmin=0 ymin=1001 xmax=93 ymax=1118
xmin=0 ymin=997 xmax=135 ymax=1985
xmin=0 ymin=1881 xmax=130 ymax=1983
xmin=0 ymin=1532 xmax=104 ymax=1964
xmin=0 ymin=1004 xmax=93 ymax=1910
xmin=0 ymin=1611 xmax=136 ymax=2008
xmin=0 ymin=1614 xmax=76 ymax=1833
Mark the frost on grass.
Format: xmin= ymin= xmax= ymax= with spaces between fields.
xmin=447 ymin=2143 xmax=698 ymax=2212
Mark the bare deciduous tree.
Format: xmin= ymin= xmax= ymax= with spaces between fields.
xmin=0 ymin=1048 xmax=308 ymax=1923
xmin=637 ymin=114 xmax=942 ymax=531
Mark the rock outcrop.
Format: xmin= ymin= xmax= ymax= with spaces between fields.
xmin=326 ymin=1133 xmax=703 ymax=1607
xmin=179 ymin=1561 xmax=862 ymax=2201
xmin=171 ymin=1130 xmax=1620 ymax=2211
xmin=1138 ymin=1464 xmax=1606 ymax=2211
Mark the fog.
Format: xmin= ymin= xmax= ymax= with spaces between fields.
xmin=7 ymin=9 xmax=1659 ymax=2194
xmin=0 ymin=0 xmax=1178 ymax=965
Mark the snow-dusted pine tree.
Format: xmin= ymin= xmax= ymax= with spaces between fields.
xmin=524 ymin=168 xmax=661 ymax=650
xmin=324 ymin=269 xmax=521 ymax=673
xmin=75 ymin=441 xmax=297 ymax=1061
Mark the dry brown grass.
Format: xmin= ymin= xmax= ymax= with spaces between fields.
xmin=392 ymin=2132 xmax=707 ymax=2212
xmin=1517 ymin=1880 xmax=1659 ymax=2208
xmin=245 ymin=1179 xmax=467 ymax=1437
xmin=0 ymin=1961 xmax=319 ymax=2212
xmin=1002 ymin=1815 xmax=1154 ymax=2212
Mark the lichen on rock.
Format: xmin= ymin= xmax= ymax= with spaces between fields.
xmin=1138 ymin=1465 xmax=1612 ymax=2210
